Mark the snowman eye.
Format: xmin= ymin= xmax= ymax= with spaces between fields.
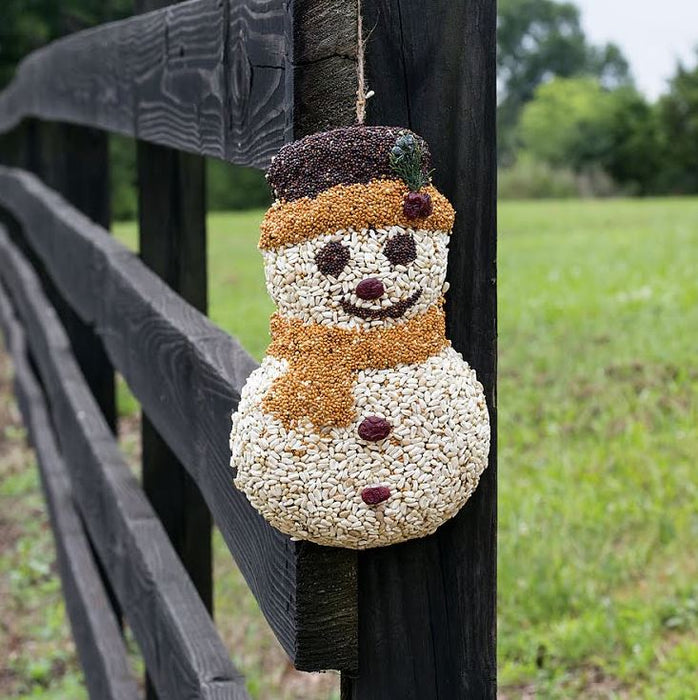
xmin=384 ymin=233 xmax=417 ymax=266
xmin=315 ymin=241 xmax=350 ymax=276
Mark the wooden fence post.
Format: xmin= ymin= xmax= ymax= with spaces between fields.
xmin=134 ymin=8 xmax=211 ymax=699
xmin=341 ymin=0 xmax=498 ymax=697
xmin=134 ymin=0 xmax=212 ymax=628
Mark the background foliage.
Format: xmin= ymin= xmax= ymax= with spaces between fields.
xmin=497 ymin=0 xmax=630 ymax=162
xmin=497 ymin=0 xmax=697 ymax=198
xmin=1 ymin=0 xmax=697 ymax=209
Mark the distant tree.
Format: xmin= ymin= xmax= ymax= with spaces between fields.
xmin=110 ymin=135 xmax=139 ymax=221
xmin=519 ymin=77 xmax=615 ymax=171
xmin=587 ymin=43 xmax=632 ymax=89
xmin=519 ymin=77 xmax=663 ymax=194
xmin=497 ymin=0 xmax=630 ymax=160
xmin=656 ymin=51 xmax=698 ymax=193
xmin=601 ymin=87 xmax=662 ymax=195
xmin=207 ymin=159 xmax=270 ymax=212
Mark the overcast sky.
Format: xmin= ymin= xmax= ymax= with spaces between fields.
xmin=576 ymin=0 xmax=698 ymax=99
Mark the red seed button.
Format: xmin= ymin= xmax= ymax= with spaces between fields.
xmin=355 ymin=277 xmax=385 ymax=300
xmin=358 ymin=416 xmax=392 ymax=441
xmin=361 ymin=486 xmax=391 ymax=505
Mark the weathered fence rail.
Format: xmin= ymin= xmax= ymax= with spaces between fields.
xmin=0 ymin=0 xmax=358 ymax=167
xmin=0 ymin=167 xmax=357 ymax=671
xmin=0 ymin=282 xmax=139 ymax=700
xmin=0 ymin=0 xmax=496 ymax=697
xmin=0 ymin=224 xmax=249 ymax=699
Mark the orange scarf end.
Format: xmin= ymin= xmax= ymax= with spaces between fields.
xmin=263 ymin=306 xmax=448 ymax=429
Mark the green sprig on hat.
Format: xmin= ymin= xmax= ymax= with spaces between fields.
xmin=389 ymin=131 xmax=433 ymax=191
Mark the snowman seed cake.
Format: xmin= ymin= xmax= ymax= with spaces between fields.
xmin=230 ymin=125 xmax=490 ymax=549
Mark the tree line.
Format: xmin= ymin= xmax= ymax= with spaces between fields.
xmin=1 ymin=0 xmax=697 ymax=210
xmin=498 ymin=0 xmax=698 ymax=198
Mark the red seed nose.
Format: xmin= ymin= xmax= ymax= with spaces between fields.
xmin=361 ymin=486 xmax=391 ymax=505
xmin=355 ymin=277 xmax=384 ymax=300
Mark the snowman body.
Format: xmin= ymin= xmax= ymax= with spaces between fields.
xmin=230 ymin=127 xmax=490 ymax=549
xmin=232 ymin=345 xmax=488 ymax=548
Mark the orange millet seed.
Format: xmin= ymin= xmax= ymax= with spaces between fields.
xmin=263 ymin=304 xmax=449 ymax=429
xmin=259 ymin=179 xmax=455 ymax=250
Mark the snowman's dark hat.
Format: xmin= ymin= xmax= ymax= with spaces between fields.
xmin=259 ymin=126 xmax=454 ymax=250
xmin=267 ymin=125 xmax=432 ymax=202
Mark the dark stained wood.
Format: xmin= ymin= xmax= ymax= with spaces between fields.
xmin=0 ymin=167 xmax=358 ymax=672
xmin=343 ymin=0 xmax=498 ymax=698
xmin=286 ymin=0 xmax=362 ymax=673
xmin=0 ymin=226 xmax=249 ymax=700
xmin=289 ymin=0 xmax=359 ymax=138
xmin=0 ymin=283 xmax=138 ymax=700
xmin=0 ymin=0 xmax=358 ymax=168
xmin=4 ymin=120 xmax=117 ymax=432
xmin=21 ymin=122 xmax=110 ymax=226
xmin=7 ymin=118 xmax=122 ymax=629
xmin=135 ymin=14 xmax=213 ymax=684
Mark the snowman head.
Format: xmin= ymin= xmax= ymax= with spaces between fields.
xmin=259 ymin=127 xmax=455 ymax=329
xmin=261 ymin=225 xmax=450 ymax=330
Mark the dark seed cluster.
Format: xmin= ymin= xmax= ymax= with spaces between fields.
xmin=358 ymin=416 xmax=392 ymax=441
xmin=403 ymin=191 xmax=433 ymax=219
xmin=361 ymin=486 xmax=392 ymax=505
xmin=384 ymin=233 xmax=417 ymax=266
xmin=315 ymin=241 xmax=350 ymax=277
xmin=267 ymin=126 xmax=432 ymax=202
xmin=341 ymin=289 xmax=423 ymax=320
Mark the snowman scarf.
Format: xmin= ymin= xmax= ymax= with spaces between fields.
xmin=262 ymin=304 xmax=448 ymax=429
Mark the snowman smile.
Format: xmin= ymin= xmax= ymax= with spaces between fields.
xmin=340 ymin=288 xmax=422 ymax=320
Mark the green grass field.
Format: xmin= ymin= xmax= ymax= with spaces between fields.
xmin=496 ymin=199 xmax=698 ymax=698
xmin=1 ymin=197 xmax=697 ymax=698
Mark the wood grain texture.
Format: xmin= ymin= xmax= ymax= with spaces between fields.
xmin=0 ymin=281 xmax=138 ymax=700
xmin=2 ymin=120 xmax=117 ymax=433
xmin=135 ymin=8 xmax=214 ymax=673
xmin=0 ymin=0 xmax=358 ymax=168
xmin=0 ymin=167 xmax=358 ymax=672
xmin=289 ymin=0 xmax=359 ymax=137
xmin=33 ymin=121 xmax=117 ymax=428
xmin=0 ymin=226 xmax=249 ymax=700
xmin=343 ymin=0 xmax=498 ymax=698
